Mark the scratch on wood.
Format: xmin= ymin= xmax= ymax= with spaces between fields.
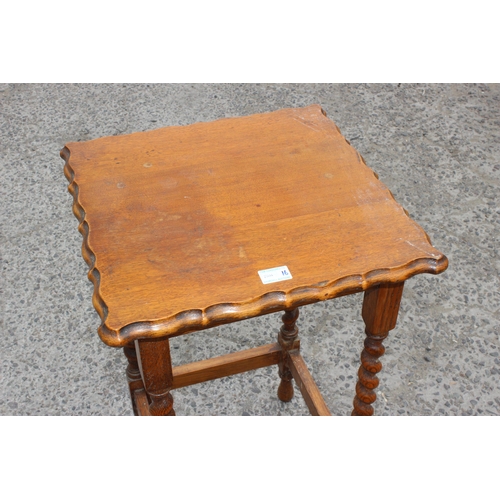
xmin=400 ymin=238 xmax=440 ymax=258
xmin=293 ymin=116 xmax=319 ymax=132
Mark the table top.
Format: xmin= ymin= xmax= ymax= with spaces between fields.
xmin=62 ymin=105 xmax=448 ymax=347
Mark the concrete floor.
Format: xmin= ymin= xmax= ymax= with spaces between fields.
xmin=1 ymin=83 xmax=499 ymax=416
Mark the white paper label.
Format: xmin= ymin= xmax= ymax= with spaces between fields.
xmin=258 ymin=265 xmax=292 ymax=284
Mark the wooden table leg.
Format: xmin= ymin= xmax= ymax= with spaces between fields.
xmin=123 ymin=342 xmax=145 ymax=415
xmin=277 ymin=308 xmax=300 ymax=402
xmin=352 ymin=282 xmax=404 ymax=416
xmin=135 ymin=337 xmax=175 ymax=416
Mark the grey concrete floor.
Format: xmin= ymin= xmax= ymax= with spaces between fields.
xmin=1 ymin=83 xmax=499 ymax=416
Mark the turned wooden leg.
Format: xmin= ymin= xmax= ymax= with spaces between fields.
xmin=277 ymin=308 xmax=300 ymax=402
xmin=135 ymin=337 xmax=175 ymax=416
xmin=123 ymin=342 xmax=145 ymax=415
xmin=352 ymin=282 xmax=404 ymax=416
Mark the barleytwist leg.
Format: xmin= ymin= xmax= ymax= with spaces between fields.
xmin=352 ymin=282 xmax=404 ymax=416
xmin=352 ymin=332 xmax=389 ymax=416
xmin=277 ymin=308 xmax=300 ymax=402
xmin=136 ymin=337 xmax=175 ymax=416
xmin=123 ymin=342 xmax=144 ymax=415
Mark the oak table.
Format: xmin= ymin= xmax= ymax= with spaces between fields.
xmin=61 ymin=105 xmax=448 ymax=416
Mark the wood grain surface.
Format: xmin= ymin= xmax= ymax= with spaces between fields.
xmin=62 ymin=105 xmax=448 ymax=347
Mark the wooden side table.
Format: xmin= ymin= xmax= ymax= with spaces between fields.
xmin=61 ymin=105 xmax=448 ymax=416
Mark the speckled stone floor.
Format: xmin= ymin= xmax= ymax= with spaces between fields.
xmin=1 ymin=83 xmax=499 ymax=416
